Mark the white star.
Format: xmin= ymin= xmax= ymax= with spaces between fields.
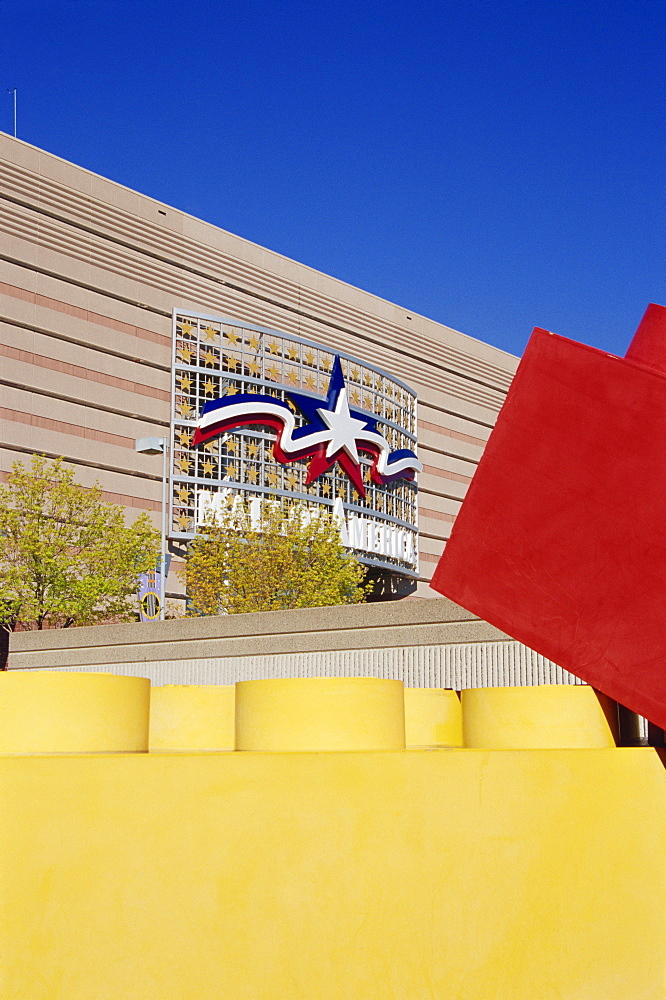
xmin=317 ymin=388 xmax=367 ymax=463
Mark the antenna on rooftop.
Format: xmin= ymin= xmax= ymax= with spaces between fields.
xmin=7 ymin=88 xmax=16 ymax=138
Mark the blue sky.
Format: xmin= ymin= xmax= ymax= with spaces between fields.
xmin=0 ymin=0 xmax=663 ymax=358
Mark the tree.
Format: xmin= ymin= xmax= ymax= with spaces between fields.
xmin=0 ymin=455 xmax=160 ymax=630
xmin=183 ymin=497 xmax=368 ymax=615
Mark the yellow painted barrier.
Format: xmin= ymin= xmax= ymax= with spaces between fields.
xmin=0 ymin=671 xmax=149 ymax=753
xmin=149 ymin=685 xmax=235 ymax=751
xmin=404 ymin=687 xmax=462 ymax=747
xmin=1 ymin=748 xmax=663 ymax=999
xmin=235 ymin=677 xmax=405 ymax=751
xmin=462 ymin=684 xmax=618 ymax=749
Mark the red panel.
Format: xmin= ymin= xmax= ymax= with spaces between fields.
xmin=431 ymin=304 xmax=666 ymax=729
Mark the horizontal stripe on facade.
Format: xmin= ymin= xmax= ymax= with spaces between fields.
xmin=0 ymin=377 xmax=169 ymax=427
xmin=0 ymin=441 xmax=162 ymax=487
xmin=421 ymin=463 xmax=472 ymax=485
xmin=0 ymin=406 xmax=135 ymax=450
xmin=417 ymin=417 xmax=487 ymax=448
xmin=0 ymin=314 xmax=170 ymax=373
xmin=0 ymin=278 xmax=170 ymax=346
xmin=0 ymin=343 xmax=170 ymax=402
xmin=419 ymin=507 xmax=456 ymax=524
xmin=0 ymin=467 xmax=161 ymax=512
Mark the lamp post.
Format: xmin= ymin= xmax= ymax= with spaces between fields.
xmin=135 ymin=436 xmax=169 ymax=621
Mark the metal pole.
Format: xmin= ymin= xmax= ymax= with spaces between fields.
xmin=160 ymin=438 xmax=168 ymax=621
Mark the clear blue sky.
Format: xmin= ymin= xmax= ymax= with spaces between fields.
xmin=1 ymin=0 xmax=663 ymax=358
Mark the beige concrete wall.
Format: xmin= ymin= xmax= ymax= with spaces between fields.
xmin=0 ymin=133 xmax=519 ymax=596
xmin=8 ymin=598 xmax=580 ymax=689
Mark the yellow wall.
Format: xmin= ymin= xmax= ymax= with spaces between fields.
xmin=149 ymin=684 xmax=235 ymax=750
xmin=1 ymin=747 xmax=664 ymax=999
xmin=0 ymin=671 xmax=149 ymax=753
xmin=404 ymin=687 xmax=463 ymax=747
xmin=462 ymin=684 xmax=618 ymax=748
xmin=235 ymin=677 xmax=405 ymax=751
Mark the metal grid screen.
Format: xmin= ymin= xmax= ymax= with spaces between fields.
xmin=170 ymin=310 xmax=420 ymax=576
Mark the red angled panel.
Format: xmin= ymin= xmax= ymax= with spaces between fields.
xmin=431 ymin=304 xmax=666 ymax=730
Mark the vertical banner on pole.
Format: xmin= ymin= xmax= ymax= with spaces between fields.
xmin=138 ymin=557 xmax=171 ymax=622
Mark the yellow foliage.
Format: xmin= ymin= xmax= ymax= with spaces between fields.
xmin=182 ymin=499 xmax=368 ymax=615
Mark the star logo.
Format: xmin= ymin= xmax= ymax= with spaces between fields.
xmin=192 ymin=356 xmax=422 ymax=497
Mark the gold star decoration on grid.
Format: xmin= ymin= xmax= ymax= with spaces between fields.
xmin=304 ymin=373 xmax=317 ymax=391
xmin=177 ymin=429 xmax=192 ymax=448
xmin=321 ymin=356 xmax=332 ymax=371
xmin=247 ymin=467 xmax=259 ymax=484
xmin=178 ymin=401 xmax=194 ymax=419
xmin=203 ymin=326 xmax=218 ymax=342
xmin=203 ymin=440 xmax=217 ymax=453
xmin=363 ymin=372 xmax=373 ymax=388
xmin=264 ymin=448 xmax=273 ymax=462
xmin=321 ymin=480 xmax=331 ymax=496
xmin=287 ymin=345 xmax=299 ymax=361
xmin=177 ymin=486 xmax=191 ymax=505
xmin=180 ymin=321 xmax=194 ymax=339
xmin=266 ymin=470 xmax=279 ymax=487
xmin=287 ymin=369 xmax=298 ymax=385
xmin=247 ymin=360 xmax=261 ymax=376
xmin=350 ymin=389 xmax=361 ymax=406
xmin=337 ymin=485 xmax=346 ymax=498
xmin=201 ymin=348 xmax=217 ymax=367
xmin=304 ymin=351 xmax=315 ymax=366
xmin=176 ymin=456 xmax=191 ymax=475
xmin=351 ymin=368 xmax=360 ymax=382
xmin=266 ymin=364 xmax=280 ymax=381
xmin=247 ymin=441 xmax=259 ymax=459
xmin=202 ymin=459 xmax=216 ymax=477
xmin=224 ymin=354 xmax=239 ymax=371
xmin=225 ymin=328 xmax=241 ymax=346
xmin=285 ymin=470 xmax=299 ymax=490
xmin=225 ymin=385 xmax=238 ymax=396
xmin=177 ymin=344 xmax=194 ymax=364
xmin=225 ymin=464 xmax=237 ymax=479
xmin=203 ymin=377 xmax=217 ymax=396
xmin=225 ymin=438 xmax=238 ymax=454
xmin=176 ymin=512 xmax=191 ymax=531
xmin=268 ymin=341 xmax=280 ymax=356
xmin=248 ymin=334 xmax=260 ymax=351
xmin=178 ymin=374 xmax=192 ymax=393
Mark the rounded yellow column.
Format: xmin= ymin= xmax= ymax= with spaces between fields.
xmin=235 ymin=677 xmax=405 ymax=751
xmin=404 ymin=688 xmax=463 ymax=748
xmin=461 ymin=685 xmax=618 ymax=749
xmin=0 ymin=671 xmax=150 ymax=753
xmin=149 ymin=685 xmax=235 ymax=751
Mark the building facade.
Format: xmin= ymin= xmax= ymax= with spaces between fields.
xmin=0 ymin=134 xmax=518 ymax=601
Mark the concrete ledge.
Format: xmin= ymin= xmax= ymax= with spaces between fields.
xmin=8 ymin=598 xmax=509 ymax=670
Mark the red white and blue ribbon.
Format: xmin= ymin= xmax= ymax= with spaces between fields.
xmin=192 ymin=356 xmax=421 ymax=497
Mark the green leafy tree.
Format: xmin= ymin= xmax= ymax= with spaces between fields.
xmin=0 ymin=455 xmax=160 ymax=630
xmin=183 ymin=497 xmax=368 ymax=615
